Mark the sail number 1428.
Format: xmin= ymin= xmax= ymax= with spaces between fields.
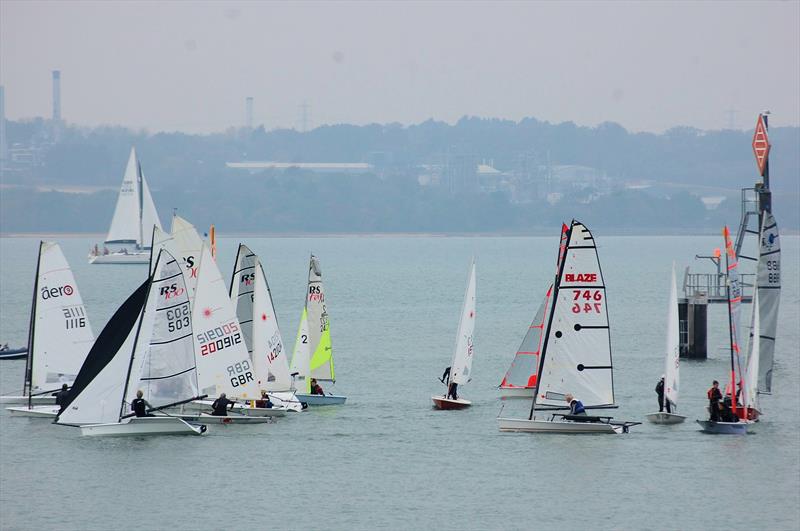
xmin=571 ymin=290 xmax=602 ymax=313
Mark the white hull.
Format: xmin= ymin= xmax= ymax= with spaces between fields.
xmin=295 ymin=393 xmax=347 ymax=406
xmin=80 ymin=416 xmax=206 ymax=437
xmin=645 ymin=412 xmax=687 ymax=424
xmin=0 ymin=395 xmax=56 ymax=405
xmin=177 ymin=400 xmax=287 ymax=417
xmin=173 ymin=413 xmax=274 ymax=425
xmin=89 ymin=252 xmax=150 ymax=265
xmin=498 ymin=387 xmax=535 ymax=398
xmin=6 ymin=405 xmax=60 ymax=417
xmin=696 ymin=420 xmax=748 ymax=435
xmin=498 ymin=416 xmax=624 ymax=434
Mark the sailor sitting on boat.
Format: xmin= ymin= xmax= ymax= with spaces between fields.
xmin=565 ymin=394 xmax=587 ymax=416
xmin=254 ymin=390 xmax=274 ymax=409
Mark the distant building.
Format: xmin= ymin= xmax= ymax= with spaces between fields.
xmin=226 ymin=161 xmax=374 ymax=174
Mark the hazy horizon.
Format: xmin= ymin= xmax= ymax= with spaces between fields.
xmin=2 ymin=1 xmax=799 ymax=135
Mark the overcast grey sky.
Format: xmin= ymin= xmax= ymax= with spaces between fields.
xmin=2 ymin=1 xmax=798 ymax=133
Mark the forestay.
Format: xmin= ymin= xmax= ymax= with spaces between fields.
xmin=500 ymin=284 xmax=552 ymax=390
xmin=306 ymin=255 xmax=334 ymax=382
xmin=663 ymin=264 xmax=680 ymax=407
xmin=127 ymin=251 xmax=198 ymax=409
xmin=755 ymin=212 xmax=780 ymax=393
xmin=535 ymin=221 xmax=615 ymax=408
xmin=192 ymin=245 xmax=258 ymax=400
xmin=450 ymin=260 xmax=476 ymax=386
xmin=26 ymin=242 xmax=95 ymax=396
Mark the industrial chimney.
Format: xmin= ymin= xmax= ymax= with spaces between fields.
xmin=52 ymin=70 xmax=61 ymax=122
xmin=245 ymin=96 xmax=254 ymax=129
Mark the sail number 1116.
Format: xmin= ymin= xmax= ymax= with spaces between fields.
xmin=571 ymin=290 xmax=602 ymax=313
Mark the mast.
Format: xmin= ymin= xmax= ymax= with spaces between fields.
xmin=529 ymin=223 xmax=572 ymax=420
xmin=24 ymin=241 xmax=44 ymax=407
xmin=118 ymin=253 xmax=158 ymax=421
xmin=723 ymin=229 xmax=738 ymax=407
xmin=137 ymin=159 xmax=144 ymax=250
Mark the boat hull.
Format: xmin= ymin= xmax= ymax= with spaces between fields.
xmin=173 ymin=413 xmax=274 ymax=425
xmin=6 ymin=405 xmax=60 ymax=418
xmin=0 ymin=395 xmax=56 ymax=405
xmin=498 ymin=416 xmax=623 ymax=434
xmin=80 ymin=416 xmax=206 ymax=437
xmin=498 ymin=387 xmax=535 ymax=398
xmin=696 ymin=420 xmax=748 ymax=435
xmin=0 ymin=348 xmax=27 ymax=360
xmin=431 ymin=396 xmax=471 ymax=410
xmin=89 ymin=252 xmax=150 ymax=265
xmin=176 ymin=400 xmax=287 ymax=417
xmin=295 ymin=394 xmax=347 ymax=406
xmin=645 ymin=412 xmax=687 ymax=424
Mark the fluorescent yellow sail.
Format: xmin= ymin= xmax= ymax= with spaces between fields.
xmin=309 ymin=323 xmax=334 ymax=380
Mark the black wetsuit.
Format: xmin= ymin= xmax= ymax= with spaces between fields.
xmin=211 ymin=397 xmax=232 ymax=416
xmin=656 ymin=380 xmax=671 ymax=413
xmin=708 ymin=387 xmax=722 ymax=421
xmin=131 ymin=398 xmax=153 ymax=417
xmin=447 ymin=382 xmax=458 ymax=400
xmin=54 ymin=389 xmax=70 ymax=408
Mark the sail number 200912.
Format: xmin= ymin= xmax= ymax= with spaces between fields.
xmin=571 ymin=290 xmax=602 ymax=314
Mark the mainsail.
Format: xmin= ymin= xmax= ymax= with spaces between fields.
xmin=306 ymin=255 xmax=334 ymax=382
xmin=743 ymin=289 xmax=761 ymax=411
xmin=663 ymin=264 xmax=680 ymax=408
xmin=500 ymin=285 xmax=552 ymax=390
xmin=24 ymin=242 xmax=95 ymax=398
xmin=150 ymin=216 xmax=203 ymax=303
xmin=533 ymin=220 xmax=615 ymax=410
xmin=105 ymin=147 xmax=163 ymax=248
xmin=289 ymin=308 xmax=312 ymax=393
xmin=755 ymin=211 xmax=780 ymax=392
xmin=192 ymin=244 xmax=258 ymax=400
xmin=449 ymin=260 xmax=476 ymax=386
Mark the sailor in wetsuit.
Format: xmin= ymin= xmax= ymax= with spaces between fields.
xmin=310 ymin=378 xmax=325 ymax=396
xmin=53 ymin=383 xmax=70 ymax=408
xmin=255 ymin=390 xmax=274 ymax=409
xmin=707 ymin=380 xmax=722 ymax=421
xmin=655 ymin=375 xmax=671 ymax=413
xmin=211 ymin=393 xmax=234 ymax=416
xmin=565 ymin=393 xmax=587 ymax=416
xmin=131 ymin=390 xmax=155 ymax=417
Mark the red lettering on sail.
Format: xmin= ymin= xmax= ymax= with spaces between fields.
xmin=565 ymin=273 xmax=597 ymax=283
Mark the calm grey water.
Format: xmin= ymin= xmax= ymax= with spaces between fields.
xmin=1 ymin=234 xmax=798 ymax=530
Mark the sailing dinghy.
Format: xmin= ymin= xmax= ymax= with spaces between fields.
xmin=173 ymin=244 xmax=288 ymax=419
xmin=89 ymin=147 xmax=163 ymax=264
xmin=0 ymin=346 xmax=28 ymax=360
xmin=645 ymin=264 xmax=686 ymax=424
xmin=697 ymin=227 xmax=752 ymax=434
xmin=2 ymin=242 xmax=95 ymax=416
xmin=497 ymin=220 xmax=640 ymax=434
xmin=290 ymin=255 xmax=346 ymax=406
xmin=150 ymin=216 xmax=204 ymax=305
xmin=432 ymin=259 xmax=476 ymax=410
xmin=57 ymin=249 xmax=206 ymax=436
xmin=229 ymin=244 xmax=303 ymax=412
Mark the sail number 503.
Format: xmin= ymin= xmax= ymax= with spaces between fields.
xmin=572 ymin=290 xmax=602 ymax=313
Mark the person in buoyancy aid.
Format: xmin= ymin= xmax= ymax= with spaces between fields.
xmin=720 ymin=396 xmax=740 ymax=423
xmin=131 ymin=390 xmax=155 ymax=417
xmin=707 ymin=380 xmax=723 ymax=421
xmin=211 ymin=393 xmax=234 ymax=416
xmin=565 ymin=393 xmax=587 ymax=416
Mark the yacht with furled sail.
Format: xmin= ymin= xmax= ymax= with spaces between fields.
xmin=89 ymin=147 xmax=162 ymax=264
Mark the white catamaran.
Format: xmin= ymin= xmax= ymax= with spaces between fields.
xmin=3 ymin=242 xmax=95 ymax=416
xmin=229 ymin=244 xmax=302 ymax=411
xmin=57 ymin=249 xmax=207 ymax=436
xmin=290 ymin=254 xmax=346 ymax=406
xmin=498 ymin=220 xmax=639 ymax=434
xmin=432 ymin=259 xmax=476 ymax=410
xmin=89 ymin=147 xmax=163 ymax=264
xmin=645 ymin=263 xmax=686 ymax=424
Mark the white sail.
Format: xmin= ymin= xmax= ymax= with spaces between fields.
xmin=289 ymin=308 xmax=311 ymax=393
xmin=253 ymin=259 xmax=291 ymax=391
xmin=536 ymin=221 xmax=614 ymax=408
xmin=756 ymin=211 xmax=780 ymax=393
xmin=126 ymin=250 xmax=198 ymax=409
xmin=105 ymin=147 xmax=162 ymax=247
xmin=449 ymin=260 xmax=476 ymax=386
xmin=150 ymin=216 xmax=203 ymax=303
xmin=306 ymin=255 xmax=334 ymax=381
xmin=500 ymin=284 xmax=552 ymax=390
xmin=192 ymin=245 xmax=258 ymax=400
xmin=229 ymin=244 xmax=257 ymax=359
xmin=663 ymin=264 xmax=680 ymax=407
xmin=26 ymin=242 xmax=95 ymax=395
xmin=58 ymin=279 xmax=155 ymax=425
xmin=743 ymin=289 xmax=760 ymax=411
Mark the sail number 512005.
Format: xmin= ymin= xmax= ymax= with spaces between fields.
xmin=572 ymin=290 xmax=602 ymax=313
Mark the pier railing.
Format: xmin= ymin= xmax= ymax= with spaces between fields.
xmin=682 ymin=270 xmax=754 ymax=303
